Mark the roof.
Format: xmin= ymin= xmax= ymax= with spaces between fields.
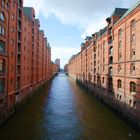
xmin=112 ymin=8 xmax=128 ymax=17
xmin=115 ymin=1 xmax=140 ymax=24
xmin=23 ymin=7 xmax=35 ymax=21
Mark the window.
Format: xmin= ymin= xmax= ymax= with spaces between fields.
xmin=109 ymin=56 xmax=113 ymax=64
xmin=12 ymin=26 xmax=14 ymax=32
xmin=98 ymin=44 xmax=100 ymax=56
xmin=119 ymin=40 xmax=122 ymax=48
xmin=109 ymin=46 xmax=113 ymax=55
xmin=11 ymin=39 xmax=14 ymax=45
xmin=0 ymin=78 xmax=5 ymax=94
xmin=130 ymin=82 xmax=136 ymax=93
xmin=131 ymin=48 xmax=135 ymax=58
xmin=118 ymin=64 xmax=122 ymax=73
xmin=11 ymin=52 xmax=14 ymax=58
xmin=0 ymin=25 xmax=4 ymax=35
xmin=94 ymin=61 xmax=96 ymax=66
xmin=2 ymin=0 xmax=5 ymax=7
xmin=130 ymin=20 xmax=135 ymax=30
xmin=94 ymin=68 xmax=96 ymax=73
xmin=12 ymin=13 xmax=14 ymax=20
xmin=0 ymin=41 xmax=5 ymax=54
xmin=94 ymin=54 xmax=96 ymax=59
xmin=117 ymin=79 xmax=122 ymax=89
xmin=6 ymin=2 xmax=9 ymax=10
xmin=0 ymin=59 xmax=5 ymax=73
xmin=102 ymin=77 xmax=105 ymax=83
xmin=109 ymin=67 xmax=113 ymax=75
xmin=130 ymin=63 xmax=135 ymax=73
xmin=103 ymin=41 xmax=106 ymax=48
xmin=94 ymin=47 xmax=96 ymax=52
xmin=0 ymin=12 xmax=4 ymax=21
xmin=118 ymin=52 xmax=122 ymax=61
xmin=131 ymin=34 xmax=135 ymax=45
xmin=118 ymin=29 xmax=122 ymax=40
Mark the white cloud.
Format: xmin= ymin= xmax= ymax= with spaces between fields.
xmin=23 ymin=0 xmax=140 ymax=66
xmin=51 ymin=47 xmax=80 ymax=68
xmin=24 ymin=0 xmax=139 ymax=38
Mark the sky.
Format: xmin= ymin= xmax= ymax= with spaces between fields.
xmin=24 ymin=0 xmax=139 ymax=68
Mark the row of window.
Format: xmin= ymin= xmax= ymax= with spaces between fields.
xmin=117 ymin=80 xmax=136 ymax=93
xmin=109 ymin=63 xmax=136 ymax=75
xmin=93 ymin=75 xmax=136 ymax=93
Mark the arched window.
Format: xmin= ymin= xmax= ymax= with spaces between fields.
xmin=117 ymin=79 xmax=122 ymax=89
xmin=109 ymin=56 xmax=113 ymax=64
xmin=130 ymin=82 xmax=136 ymax=92
xmin=130 ymin=20 xmax=135 ymax=30
xmin=0 ymin=59 xmax=5 ymax=73
xmin=109 ymin=46 xmax=113 ymax=55
xmin=109 ymin=67 xmax=113 ymax=75
xmin=0 ymin=41 xmax=5 ymax=53
xmin=130 ymin=63 xmax=135 ymax=73
xmin=0 ymin=12 xmax=4 ymax=22
xmin=118 ymin=29 xmax=122 ymax=40
xmin=118 ymin=64 xmax=122 ymax=73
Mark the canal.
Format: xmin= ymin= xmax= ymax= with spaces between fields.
xmin=0 ymin=73 xmax=140 ymax=140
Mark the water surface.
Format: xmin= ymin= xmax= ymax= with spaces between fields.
xmin=0 ymin=73 xmax=140 ymax=140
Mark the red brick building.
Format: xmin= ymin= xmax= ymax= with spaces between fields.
xmin=0 ymin=0 xmax=53 ymax=123
xmin=67 ymin=2 xmax=140 ymax=127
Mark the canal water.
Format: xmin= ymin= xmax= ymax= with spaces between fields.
xmin=0 ymin=73 xmax=140 ymax=140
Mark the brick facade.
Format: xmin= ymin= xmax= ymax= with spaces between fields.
xmin=0 ymin=0 xmax=58 ymax=122
xmin=67 ymin=2 xmax=140 ymax=125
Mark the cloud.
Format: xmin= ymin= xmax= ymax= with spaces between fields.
xmin=51 ymin=47 xmax=80 ymax=68
xmin=24 ymin=0 xmax=139 ymax=38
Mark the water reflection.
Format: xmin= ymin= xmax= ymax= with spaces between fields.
xmin=0 ymin=73 xmax=140 ymax=140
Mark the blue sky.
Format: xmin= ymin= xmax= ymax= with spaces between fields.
xmin=24 ymin=0 xmax=139 ymax=68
